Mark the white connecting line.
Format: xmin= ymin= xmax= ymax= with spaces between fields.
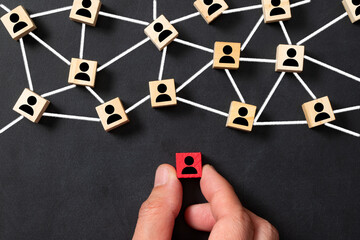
xmin=240 ymin=57 xmax=276 ymax=64
xmin=325 ymin=123 xmax=360 ymax=138
xmin=153 ymin=0 xmax=157 ymax=20
xmin=177 ymin=97 xmax=229 ymax=117
xmin=19 ymin=38 xmax=34 ymax=91
xmin=304 ymin=55 xmax=360 ymax=83
xmin=279 ymin=21 xmax=292 ymax=44
xmin=0 ymin=116 xmax=24 ymax=135
xmin=126 ymin=95 xmax=151 ymax=114
xmin=297 ymin=12 xmax=348 ymax=45
xmin=293 ymin=73 xmax=317 ymax=100
xmin=30 ymin=6 xmax=72 ymax=18
xmin=254 ymin=121 xmax=307 ymax=126
xmin=41 ymin=85 xmax=77 ymax=98
xmin=241 ymin=15 xmax=264 ymax=51
xmin=334 ymin=106 xmax=360 ymax=114
xmin=42 ymin=113 xmax=100 ymax=122
xmin=97 ymin=37 xmax=150 ymax=72
xmin=79 ymin=23 xmax=86 ymax=59
xmin=99 ymin=11 xmax=149 ymax=26
xmin=173 ymin=38 xmax=213 ymax=53
xmin=28 ymin=32 xmax=71 ymax=65
xmin=158 ymin=46 xmax=167 ymax=80
xmin=224 ymin=69 xmax=246 ymax=103
xmin=0 ymin=4 xmax=10 ymax=12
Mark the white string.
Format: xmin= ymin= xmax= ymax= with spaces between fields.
xmin=223 ymin=4 xmax=262 ymax=14
xmin=41 ymin=85 xmax=76 ymax=98
xmin=79 ymin=23 xmax=86 ymax=59
xmin=241 ymin=15 xmax=264 ymax=51
xmin=0 ymin=4 xmax=10 ymax=12
xmin=153 ymin=0 xmax=157 ymax=20
xmin=125 ymin=95 xmax=150 ymax=114
xmin=29 ymin=32 xmax=71 ymax=65
xmin=304 ymin=55 xmax=360 ymax=83
xmin=0 ymin=116 xmax=24 ymax=135
xmin=97 ymin=37 xmax=150 ymax=72
xmin=43 ymin=113 xmax=100 ymax=122
xmin=170 ymin=12 xmax=200 ymax=24
xmin=254 ymin=72 xmax=286 ymax=122
xmin=158 ymin=46 xmax=167 ymax=80
xmin=176 ymin=60 xmax=213 ymax=93
xmin=19 ymin=38 xmax=34 ymax=91
xmin=254 ymin=120 xmax=308 ymax=126
xmin=325 ymin=123 xmax=360 ymax=138
xmin=279 ymin=21 xmax=292 ymax=45
xmin=290 ymin=0 xmax=311 ymax=8
xmin=98 ymin=11 xmax=149 ymax=26
xmin=30 ymin=6 xmax=72 ymax=18
xmin=240 ymin=57 xmax=276 ymax=64
xmin=224 ymin=69 xmax=246 ymax=103
xmin=293 ymin=73 xmax=317 ymax=100
xmin=177 ymin=97 xmax=229 ymax=117
xmin=86 ymin=86 xmax=105 ymax=104
xmin=334 ymin=106 xmax=360 ymax=114
xmin=297 ymin=12 xmax=348 ymax=45
xmin=173 ymin=38 xmax=213 ymax=53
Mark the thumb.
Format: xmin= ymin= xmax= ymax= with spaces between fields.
xmin=132 ymin=164 xmax=183 ymax=240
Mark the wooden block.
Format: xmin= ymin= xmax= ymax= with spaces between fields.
xmin=69 ymin=0 xmax=102 ymax=27
xmin=226 ymin=101 xmax=257 ymax=132
xmin=262 ymin=0 xmax=291 ymax=23
xmin=275 ymin=44 xmax=305 ymax=73
xmin=343 ymin=0 xmax=360 ymax=23
xmin=1 ymin=6 xmax=37 ymax=41
xmin=213 ymin=42 xmax=241 ymax=70
xmin=302 ymin=96 xmax=335 ymax=128
xmin=13 ymin=88 xmax=50 ymax=123
xmin=193 ymin=0 xmax=229 ymax=24
xmin=176 ymin=152 xmax=202 ymax=179
xmin=95 ymin=98 xmax=130 ymax=132
xmin=149 ymin=79 xmax=177 ymax=108
xmin=144 ymin=15 xmax=179 ymax=51
xmin=68 ymin=58 xmax=97 ymax=87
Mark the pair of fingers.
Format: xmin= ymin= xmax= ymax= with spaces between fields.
xmin=132 ymin=164 xmax=279 ymax=240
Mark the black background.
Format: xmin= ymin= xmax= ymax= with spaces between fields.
xmin=0 ymin=0 xmax=359 ymax=239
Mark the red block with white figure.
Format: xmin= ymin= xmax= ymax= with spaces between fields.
xmin=176 ymin=152 xmax=202 ymax=179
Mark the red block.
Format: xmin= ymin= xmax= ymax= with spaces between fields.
xmin=176 ymin=152 xmax=202 ymax=179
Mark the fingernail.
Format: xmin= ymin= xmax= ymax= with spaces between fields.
xmin=154 ymin=165 xmax=169 ymax=187
xmin=204 ymin=164 xmax=215 ymax=170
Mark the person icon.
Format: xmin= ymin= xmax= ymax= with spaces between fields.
xmin=270 ymin=0 xmax=286 ymax=16
xmin=203 ymin=0 xmax=222 ymax=16
xmin=314 ymin=103 xmax=330 ymax=122
xmin=76 ymin=0 xmax=92 ymax=18
xmin=155 ymin=84 xmax=172 ymax=102
xmin=352 ymin=0 xmax=360 ymax=16
xmin=181 ymin=156 xmax=198 ymax=174
xmin=219 ymin=45 xmax=235 ymax=64
xmin=283 ymin=48 xmax=299 ymax=67
xmin=154 ymin=22 xmax=172 ymax=43
xmin=10 ymin=13 xmax=28 ymax=34
xmin=75 ymin=62 xmax=91 ymax=81
xmin=105 ymin=105 xmax=122 ymax=125
xmin=19 ymin=96 xmax=37 ymax=116
xmin=233 ymin=107 xmax=249 ymax=126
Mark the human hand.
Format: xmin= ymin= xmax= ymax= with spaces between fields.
xmin=132 ymin=164 xmax=279 ymax=240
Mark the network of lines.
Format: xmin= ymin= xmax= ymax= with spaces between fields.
xmin=0 ymin=0 xmax=359 ymax=137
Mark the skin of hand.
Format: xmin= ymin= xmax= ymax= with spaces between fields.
xmin=132 ymin=164 xmax=279 ymax=240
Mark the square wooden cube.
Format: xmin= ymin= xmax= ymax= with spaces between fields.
xmin=213 ymin=42 xmax=241 ymax=70
xmin=262 ymin=0 xmax=292 ymax=23
xmin=95 ymin=98 xmax=130 ymax=132
xmin=343 ymin=0 xmax=360 ymax=23
xmin=194 ymin=0 xmax=229 ymax=24
xmin=68 ymin=58 xmax=97 ymax=87
xmin=302 ymin=96 xmax=335 ymax=128
xmin=149 ymin=79 xmax=177 ymax=108
xmin=275 ymin=44 xmax=305 ymax=73
xmin=69 ymin=0 xmax=102 ymax=27
xmin=144 ymin=15 xmax=179 ymax=51
xmin=1 ymin=6 xmax=37 ymax=41
xmin=13 ymin=88 xmax=50 ymax=123
xmin=226 ymin=101 xmax=257 ymax=132
xmin=176 ymin=152 xmax=202 ymax=179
